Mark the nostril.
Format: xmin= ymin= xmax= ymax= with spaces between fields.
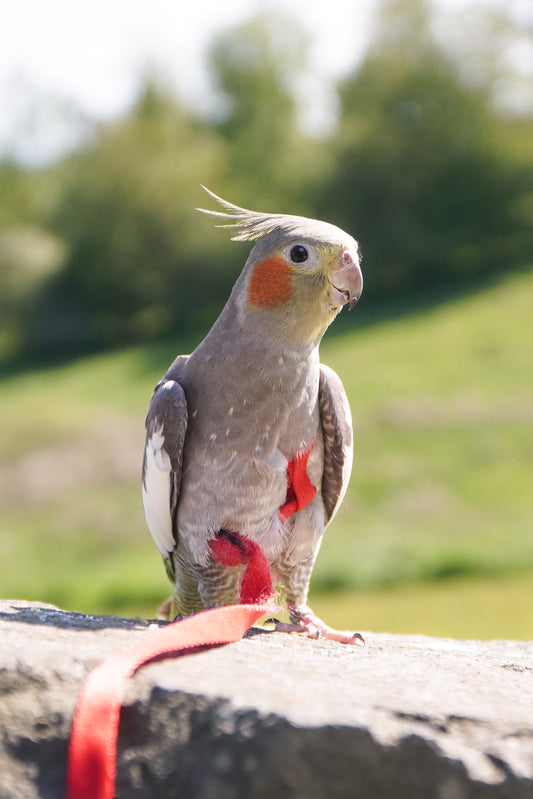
xmin=341 ymin=250 xmax=355 ymax=266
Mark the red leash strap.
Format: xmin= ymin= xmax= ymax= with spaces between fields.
xmin=66 ymin=441 xmax=314 ymax=798
xmin=66 ymin=603 xmax=271 ymax=799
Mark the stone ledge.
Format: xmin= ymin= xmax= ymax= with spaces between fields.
xmin=0 ymin=599 xmax=532 ymax=798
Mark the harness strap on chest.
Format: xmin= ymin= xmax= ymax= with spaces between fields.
xmin=209 ymin=530 xmax=274 ymax=604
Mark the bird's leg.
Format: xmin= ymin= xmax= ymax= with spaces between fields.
xmin=273 ymin=545 xmax=364 ymax=645
xmin=275 ymin=605 xmax=365 ymax=645
xmin=196 ymin=560 xmax=244 ymax=610
xmin=157 ymin=554 xmax=242 ymax=621
xmin=157 ymin=597 xmax=175 ymax=621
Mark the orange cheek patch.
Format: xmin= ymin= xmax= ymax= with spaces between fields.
xmin=247 ymin=256 xmax=293 ymax=309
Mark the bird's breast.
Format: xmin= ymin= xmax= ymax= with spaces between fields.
xmin=176 ymin=361 xmax=320 ymax=561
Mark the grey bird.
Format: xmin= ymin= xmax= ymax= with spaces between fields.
xmin=142 ymin=189 xmax=363 ymax=643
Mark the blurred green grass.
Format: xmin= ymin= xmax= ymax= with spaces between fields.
xmin=310 ymin=573 xmax=533 ymax=641
xmin=1 ymin=269 xmax=532 ymax=637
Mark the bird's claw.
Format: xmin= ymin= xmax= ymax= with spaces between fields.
xmin=274 ymin=619 xmax=321 ymax=638
xmin=274 ymin=607 xmax=365 ymax=645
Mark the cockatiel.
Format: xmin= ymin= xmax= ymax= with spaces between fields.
xmin=142 ymin=188 xmax=363 ymax=643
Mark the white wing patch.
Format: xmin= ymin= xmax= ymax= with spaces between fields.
xmin=142 ymin=427 xmax=175 ymax=557
xmin=150 ymin=426 xmax=171 ymax=470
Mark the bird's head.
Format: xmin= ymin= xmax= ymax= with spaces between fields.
xmin=197 ymin=188 xmax=363 ymax=348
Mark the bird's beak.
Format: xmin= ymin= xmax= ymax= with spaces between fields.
xmin=330 ymin=250 xmax=363 ymax=310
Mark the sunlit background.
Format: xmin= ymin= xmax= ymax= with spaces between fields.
xmin=1 ymin=0 xmax=532 ymax=639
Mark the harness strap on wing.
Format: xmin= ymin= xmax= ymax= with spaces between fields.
xmin=279 ymin=441 xmax=316 ymax=522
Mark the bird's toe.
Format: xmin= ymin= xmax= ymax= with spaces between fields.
xmin=275 ymin=605 xmax=365 ymax=645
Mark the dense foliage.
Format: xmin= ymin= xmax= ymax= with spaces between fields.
xmin=1 ymin=0 xmax=532 ymax=361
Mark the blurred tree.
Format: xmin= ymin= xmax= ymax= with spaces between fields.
xmin=4 ymin=2 xmax=533 ymax=363
xmin=0 ymin=161 xmax=68 ymax=360
xmin=207 ymin=13 xmax=322 ymax=212
xmin=19 ymin=15 xmax=327 ymax=358
xmin=23 ymin=81 xmax=231 ymax=355
xmin=0 ymin=161 xmax=34 ymax=227
xmin=319 ymin=0 xmax=533 ymax=297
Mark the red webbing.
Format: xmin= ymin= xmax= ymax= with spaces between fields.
xmin=66 ymin=603 xmax=272 ymax=799
xmin=279 ymin=443 xmax=316 ymax=522
xmin=209 ymin=532 xmax=274 ymax=604
xmin=66 ymin=442 xmax=314 ymax=798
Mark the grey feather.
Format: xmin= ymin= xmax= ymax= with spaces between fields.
xmin=144 ymin=378 xmax=188 ymax=477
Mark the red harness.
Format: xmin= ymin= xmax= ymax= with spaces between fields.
xmin=209 ymin=441 xmax=316 ymax=602
xmin=66 ymin=444 xmax=315 ymax=799
xmin=279 ymin=443 xmax=316 ymax=522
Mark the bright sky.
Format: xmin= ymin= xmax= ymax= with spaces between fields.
xmin=0 ymin=0 xmax=531 ymax=163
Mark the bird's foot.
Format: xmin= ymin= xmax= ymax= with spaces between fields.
xmin=157 ymin=597 xmax=173 ymax=621
xmin=157 ymin=597 xmax=186 ymax=622
xmin=274 ymin=605 xmax=365 ymax=645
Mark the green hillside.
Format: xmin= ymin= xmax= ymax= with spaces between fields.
xmin=1 ymin=269 xmax=532 ymax=638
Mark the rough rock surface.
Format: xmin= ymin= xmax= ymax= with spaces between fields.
xmin=0 ymin=599 xmax=532 ymax=799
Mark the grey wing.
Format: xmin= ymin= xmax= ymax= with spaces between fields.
xmin=141 ymin=377 xmax=188 ymax=558
xmin=318 ymin=363 xmax=354 ymax=526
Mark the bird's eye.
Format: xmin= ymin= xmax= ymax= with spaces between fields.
xmin=290 ymin=244 xmax=309 ymax=263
